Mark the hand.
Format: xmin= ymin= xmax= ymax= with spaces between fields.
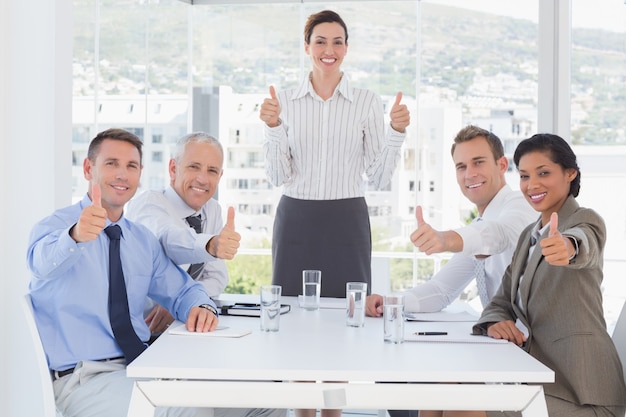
xmin=540 ymin=212 xmax=574 ymax=266
xmin=410 ymin=206 xmax=447 ymax=255
xmin=365 ymin=294 xmax=384 ymax=317
xmin=390 ymin=92 xmax=410 ymax=133
xmin=70 ymin=183 xmax=107 ymax=242
xmin=186 ymin=306 xmax=219 ymax=332
xmin=259 ymin=85 xmax=281 ymax=128
xmin=207 ymin=207 xmax=241 ymax=260
xmin=145 ymin=304 xmax=175 ymax=334
xmin=486 ymin=320 xmax=526 ymax=347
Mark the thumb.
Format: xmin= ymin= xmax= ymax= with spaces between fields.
xmin=415 ymin=205 xmax=425 ymax=226
xmin=91 ymin=183 xmax=102 ymax=208
xmin=225 ymin=206 xmax=235 ymax=230
xmin=549 ymin=212 xmax=559 ymax=237
xmin=394 ymin=91 xmax=402 ymax=107
xmin=269 ymin=85 xmax=277 ymax=100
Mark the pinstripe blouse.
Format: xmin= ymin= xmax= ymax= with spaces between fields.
xmin=263 ymin=73 xmax=406 ymax=200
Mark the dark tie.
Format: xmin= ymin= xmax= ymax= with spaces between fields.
xmin=185 ymin=214 xmax=205 ymax=279
xmin=104 ymin=225 xmax=146 ymax=364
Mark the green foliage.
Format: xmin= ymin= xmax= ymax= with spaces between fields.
xmin=224 ymin=255 xmax=272 ymax=295
xmin=465 ymin=207 xmax=479 ymax=225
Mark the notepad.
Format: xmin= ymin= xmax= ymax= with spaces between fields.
xmin=168 ymin=323 xmax=252 ymax=338
xmin=404 ymin=334 xmax=509 ymax=344
xmin=219 ymin=303 xmax=291 ymax=317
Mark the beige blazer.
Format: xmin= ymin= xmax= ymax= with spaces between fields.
xmin=474 ymin=195 xmax=626 ymax=407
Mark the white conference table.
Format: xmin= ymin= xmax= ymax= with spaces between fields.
xmin=127 ymin=295 xmax=554 ymax=417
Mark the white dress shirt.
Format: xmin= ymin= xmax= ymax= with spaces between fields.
xmin=264 ymin=73 xmax=406 ymax=200
xmin=404 ymin=185 xmax=537 ymax=312
xmin=126 ymin=187 xmax=228 ymax=297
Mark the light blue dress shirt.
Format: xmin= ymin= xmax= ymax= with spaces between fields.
xmin=27 ymin=194 xmax=215 ymax=371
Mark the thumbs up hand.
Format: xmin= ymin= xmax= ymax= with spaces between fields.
xmin=540 ymin=212 xmax=574 ymax=266
xmin=410 ymin=206 xmax=447 ymax=255
xmin=71 ymin=183 xmax=108 ymax=243
xmin=390 ymin=92 xmax=410 ymax=133
xmin=259 ymin=85 xmax=281 ymax=128
xmin=206 ymin=206 xmax=241 ymax=260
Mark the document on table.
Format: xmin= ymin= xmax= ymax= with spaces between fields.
xmin=168 ymin=323 xmax=252 ymax=338
xmin=405 ymin=303 xmax=480 ymax=322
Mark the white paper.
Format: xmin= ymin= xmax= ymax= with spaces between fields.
xmin=404 ymin=303 xmax=480 ymax=322
xmin=168 ymin=323 xmax=252 ymax=338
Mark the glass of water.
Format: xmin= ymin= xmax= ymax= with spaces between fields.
xmin=260 ymin=285 xmax=282 ymax=332
xmin=302 ymin=270 xmax=321 ymax=310
xmin=383 ymin=294 xmax=405 ymax=343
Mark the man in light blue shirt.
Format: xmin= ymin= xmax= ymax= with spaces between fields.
xmin=27 ymin=128 xmax=284 ymax=417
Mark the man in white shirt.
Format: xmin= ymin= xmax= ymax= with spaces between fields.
xmin=366 ymin=125 xmax=536 ymax=315
xmin=127 ymin=132 xmax=241 ymax=333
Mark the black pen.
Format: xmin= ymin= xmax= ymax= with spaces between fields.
xmin=415 ymin=331 xmax=448 ymax=336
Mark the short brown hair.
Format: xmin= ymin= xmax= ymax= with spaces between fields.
xmin=87 ymin=128 xmax=143 ymax=163
xmin=303 ymin=10 xmax=348 ymax=45
xmin=451 ymin=125 xmax=504 ymax=161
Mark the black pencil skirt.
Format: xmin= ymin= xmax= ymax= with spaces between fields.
xmin=271 ymin=195 xmax=372 ymax=297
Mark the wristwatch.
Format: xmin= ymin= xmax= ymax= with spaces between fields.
xmin=198 ymin=303 xmax=218 ymax=316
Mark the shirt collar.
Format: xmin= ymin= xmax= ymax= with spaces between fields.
xmin=80 ymin=193 xmax=132 ymax=239
xmin=164 ymin=186 xmax=198 ymax=219
xmin=291 ymin=72 xmax=353 ymax=102
xmin=530 ymin=221 xmax=549 ymax=246
xmin=480 ymin=184 xmax=512 ymax=220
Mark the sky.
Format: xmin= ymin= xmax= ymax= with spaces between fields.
xmin=428 ymin=0 xmax=626 ymax=33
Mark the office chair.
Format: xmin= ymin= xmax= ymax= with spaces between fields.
xmin=612 ymin=300 xmax=626 ymax=384
xmin=21 ymin=293 xmax=63 ymax=417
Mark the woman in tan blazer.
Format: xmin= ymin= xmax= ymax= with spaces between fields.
xmin=472 ymin=134 xmax=626 ymax=417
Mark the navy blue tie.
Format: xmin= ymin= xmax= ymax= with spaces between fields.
xmin=185 ymin=214 xmax=205 ymax=279
xmin=104 ymin=225 xmax=146 ymax=364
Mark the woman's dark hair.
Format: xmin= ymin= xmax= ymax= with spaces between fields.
xmin=304 ymin=10 xmax=348 ymax=45
xmin=513 ymin=133 xmax=581 ymax=197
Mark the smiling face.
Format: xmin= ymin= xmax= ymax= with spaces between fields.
xmin=305 ymin=21 xmax=347 ymax=77
xmin=518 ymin=150 xmax=577 ymax=226
xmin=84 ymin=138 xmax=142 ymax=222
xmin=452 ymin=136 xmax=508 ymax=215
xmin=169 ymin=140 xmax=223 ymax=212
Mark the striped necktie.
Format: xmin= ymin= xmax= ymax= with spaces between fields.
xmin=473 ymin=217 xmax=490 ymax=307
xmin=185 ymin=214 xmax=205 ymax=279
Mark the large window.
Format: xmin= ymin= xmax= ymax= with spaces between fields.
xmin=571 ymin=0 xmax=626 ymax=321
xmin=71 ymin=1 xmax=626 ymax=309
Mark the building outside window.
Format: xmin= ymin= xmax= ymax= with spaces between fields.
xmin=71 ymin=0 xmax=626 ymax=313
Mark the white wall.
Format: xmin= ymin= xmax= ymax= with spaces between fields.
xmin=1 ymin=1 xmax=73 ymax=416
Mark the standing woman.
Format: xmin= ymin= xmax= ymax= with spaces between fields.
xmin=259 ymin=9 xmax=410 ymax=298
xmin=428 ymin=134 xmax=626 ymax=417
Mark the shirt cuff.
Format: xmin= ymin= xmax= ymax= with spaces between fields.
xmin=566 ymin=235 xmax=579 ymax=261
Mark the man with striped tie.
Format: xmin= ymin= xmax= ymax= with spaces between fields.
xmin=127 ymin=132 xmax=241 ymax=335
xmin=367 ymin=125 xmax=536 ymax=316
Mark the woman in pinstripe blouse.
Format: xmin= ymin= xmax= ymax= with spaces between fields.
xmin=259 ymin=9 xmax=410 ymax=300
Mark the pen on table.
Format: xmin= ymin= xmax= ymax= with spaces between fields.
xmin=415 ymin=331 xmax=448 ymax=336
